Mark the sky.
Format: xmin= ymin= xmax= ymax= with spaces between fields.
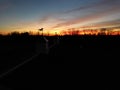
xmin=0 ymin=0 xmax=120 ymax=35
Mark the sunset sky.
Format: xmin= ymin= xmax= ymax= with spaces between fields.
xmin=0 ymin=0 xmax=120 ymax=35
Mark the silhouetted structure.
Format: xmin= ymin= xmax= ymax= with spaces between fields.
xmin=39 ymin=28 xmax=44 ymax=36
xmin=36 ymin=28 xmax=49 ymax=54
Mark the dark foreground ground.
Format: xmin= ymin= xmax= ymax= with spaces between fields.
xmin=0 ymin=35 xmax=119 ymax=89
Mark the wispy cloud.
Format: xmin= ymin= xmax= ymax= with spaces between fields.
xmin=64 ymin=0 xmax=119 ymax=13
xmin=92 ymin=19 xmax=120 ymax=27
xmin=52 ymin=6 xmax=120 ymax=29
xmin=38 ymin=15 xmax=52 ymax=24
xmin=79 ymin=19 xmax=120 ymax=29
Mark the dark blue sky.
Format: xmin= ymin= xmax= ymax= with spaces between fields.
xmin=0 ymin=0 xmax=120 ymax=34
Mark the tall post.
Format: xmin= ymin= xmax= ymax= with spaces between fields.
xmin=42 ymin=29 xmax=43 ymax=36
xmin=39 ymin=28 xmax=44 ymax=36
xmin=36 ymin=28 xmax=49 ymax=54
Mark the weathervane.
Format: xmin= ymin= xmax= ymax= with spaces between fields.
xmin=38 ymin=28 xmax=44 ymax=36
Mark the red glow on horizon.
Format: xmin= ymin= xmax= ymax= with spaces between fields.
xmin=0 ymin=28 xmax=120 ymax=36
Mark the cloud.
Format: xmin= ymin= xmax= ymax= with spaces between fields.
xmin=53 ymin=6 xmax=120 ymax=28
xmin=51 ymin=0 xmax=120 ymax=29
xmin=38 ymin=15 xmax=52 ymax=24
xmin=38 ymin=15 xmax=67 ymax=25
xmin=79 ymin=19 xmax=120 ymax=29
xmin=64 ymin=0 xmax=119 ymax=13
xmin=92 ymin=19 xmax=120 ymax=28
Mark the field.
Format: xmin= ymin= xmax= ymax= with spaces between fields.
xmin=0 ymin=35 xmax=119 ymax=89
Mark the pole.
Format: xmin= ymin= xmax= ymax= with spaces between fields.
xmin=42 ymin=30 xmax=43 ymax=36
